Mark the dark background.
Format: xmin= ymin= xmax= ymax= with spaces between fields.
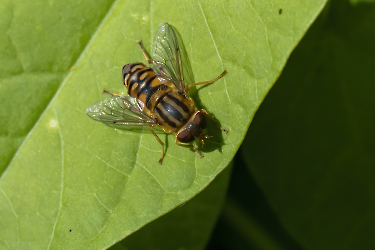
xmin=208 ymin=1 xmax=375 ymax=249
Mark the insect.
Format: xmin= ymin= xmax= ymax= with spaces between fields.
xmin=86 ymin=22 xmax=228 ymax=164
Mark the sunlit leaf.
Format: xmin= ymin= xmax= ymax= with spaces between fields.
xmin=0 ymin=0 xmax=326 ymax=249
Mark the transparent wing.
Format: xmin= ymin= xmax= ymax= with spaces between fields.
xmin=152 ymin=22 xmax=185 ymax=92
xmin=86 ymin=96 xmax=156 ymax=126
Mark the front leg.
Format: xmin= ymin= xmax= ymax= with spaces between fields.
xmin=175 ymin=138 xmax=204 ymax=158
xmin=201 ymin=109 xmax=228 ymax=133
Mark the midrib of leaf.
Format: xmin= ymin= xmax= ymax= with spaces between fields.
xmin=0 ymin=0 xmax=120 ymax=183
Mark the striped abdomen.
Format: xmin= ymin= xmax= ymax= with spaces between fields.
xmin=123 ymin=63 xmax=174 ymax=113
xmin=122 ymin=63 xmax=196 ymax=133
xmin=154 ymin=92 xmax=195 ymax=133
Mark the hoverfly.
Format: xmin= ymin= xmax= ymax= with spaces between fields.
xmin=86 ymin=22 xmax=227 ymax=164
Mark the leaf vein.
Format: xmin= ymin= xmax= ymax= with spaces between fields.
xmin=47 ymin=107 xmax=64 ymax=250
xmin=95 ymin=155 xmax=130 ymax=177
xmin=246 ymin=0 xmax=273 ymax=72
xmin=198 ymin=0 xmax=231 ymax=103
xmin=94 ymin=193 xmax=112 ymax=213
xmin=137 ymin=162 xmax=168 ymax=193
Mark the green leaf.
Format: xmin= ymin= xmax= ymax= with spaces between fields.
xmin=0 ymin=0 xmax=326 ymax=249
xmin=0 ymin=0 xmax=117 ymax=175
xmin=112 ymin=162 xmax=233 ymax=250
xmin=242 ymin=0 xmax=375 ymax=249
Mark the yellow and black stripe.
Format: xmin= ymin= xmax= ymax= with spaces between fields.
xmin=122 ymin=63 xmax=196 ymax=133
xmin=154 ymin=92 xmax=195 ymax=133
xmin=123 ymin=63 xmax=172 ymax=111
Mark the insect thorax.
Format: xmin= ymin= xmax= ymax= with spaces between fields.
xmin=123 ymin=63 xmax=196 ymax=133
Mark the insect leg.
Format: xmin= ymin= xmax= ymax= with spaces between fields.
xmin=150 ymin=126 xmax=165 ymax=164
xmin=185 ymin=70 xmax=227 ymax=93
xmin=137 ymin=40 xmax=167 ymax=73
xmin=175 ymin=138 xmax=204 ymax=158
xmin=137 ymin=40 xmax=155 ymax=64
xmin=102 ymin=89 xmax=123 ymax=97
xmin=201 ymin=109 xmax=228 ymax=133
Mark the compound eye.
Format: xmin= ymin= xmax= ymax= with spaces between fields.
xmin=193 ymin=112 xmax=207 ymax=129
xmin=177 ymin=129 xmax=195 ymax=143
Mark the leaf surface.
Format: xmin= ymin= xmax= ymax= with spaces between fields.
xmin=0 ymin=0 xmax=326 ymax=249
